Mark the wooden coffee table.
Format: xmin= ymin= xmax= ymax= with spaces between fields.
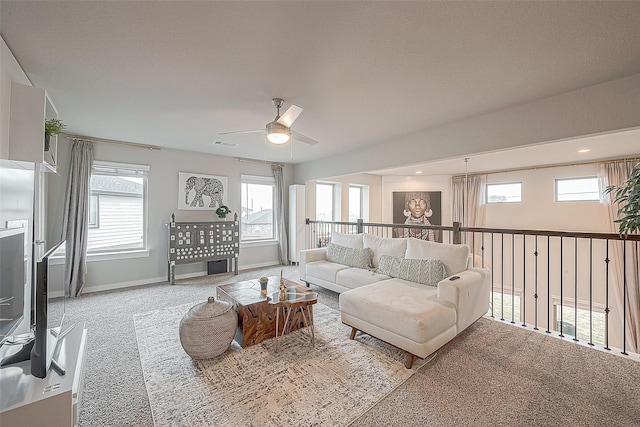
xmin=216 ymin=277 xmax=316 ymax=347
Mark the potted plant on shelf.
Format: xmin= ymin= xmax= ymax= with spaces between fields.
xmin=215 ymin=205 xmax=231 ymax=220
xmin=44 ymin=118 xmax=66 ymax=151
xmin=604 ymin=163 xmax=640 ymax=237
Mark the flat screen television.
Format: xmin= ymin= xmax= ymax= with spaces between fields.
xmin=0 ymin=238 xmax=66 ymax=378
xmin=0 ymin=227 xmax=26 ymax=347
xmin=30 ymin=240 xmax=66 ymax=378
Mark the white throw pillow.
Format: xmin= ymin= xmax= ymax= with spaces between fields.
xmin=405 ymin=238 xmax=469 ymax=276
xmin=326 ymin=243 xmax=373 ymax=269
xmin=363 ymin=234 xmax=408 ymax=268
xmin=377 ymin=255 xmax=446 ymax=286
xmin=330 ymin=233 xmax=364 ymax=249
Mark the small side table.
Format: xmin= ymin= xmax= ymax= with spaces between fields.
xmin=269 ymin=291 xmax=318 ymax=352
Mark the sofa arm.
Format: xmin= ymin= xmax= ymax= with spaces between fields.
xmin=437 ymin=268 xmax=491 ymax=332
xmin=299 ymin=247 xmax=328 ymax=282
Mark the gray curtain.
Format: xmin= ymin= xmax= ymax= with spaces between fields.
xmin=452 ymin=174 xmax=487 ymax=267
xmin=62 ymin=140 xmax=94 ymax=297
xmin=598 ymin=161 xmax=640 ymax=352
xmin=272 ymin=164 xmax=289 ymax=264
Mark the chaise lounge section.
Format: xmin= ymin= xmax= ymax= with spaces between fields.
xmin=299 ymin=233 xmax=490 ymax=368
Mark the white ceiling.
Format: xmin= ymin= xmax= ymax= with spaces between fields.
xmin=1 ymin=1 xmax=640 ymax=171
xmin=372 ymin=127 xmax=640 ymax=176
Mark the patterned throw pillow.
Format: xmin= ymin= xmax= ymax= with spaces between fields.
xmin=326 ymin=243 xmax=373 ymax=269
xmin=377 ymin=255 xmax=446 ymax=287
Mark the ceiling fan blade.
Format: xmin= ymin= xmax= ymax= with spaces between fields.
xmin=276 ymin=105 xmax=303 ymax=127
xmin=218 ymin=129 xmax=263 ymax=136
xmin=292 ymin=130 xmax=319 ymax=145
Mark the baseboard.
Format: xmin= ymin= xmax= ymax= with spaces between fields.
xmin=239 ymin=261 xmax=281 ymax=271
xmin=81 ymin=263 xmax=283 ymax=294
xmin=82 ymin=271 xmax=207 ymax=294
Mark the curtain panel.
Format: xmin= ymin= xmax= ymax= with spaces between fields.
xmin=598 ymin=161 xmax=640 ymax=352
xmin=62 ymin=140 xmax=94 ymax=297
xmin=452 ymin=174 xmax=487 ymax=267
xmin=272 ymin=164 xmax=288 ymax=265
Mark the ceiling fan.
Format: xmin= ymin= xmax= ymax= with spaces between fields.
xmin=219 ymin=98 xmax=319 ymax=145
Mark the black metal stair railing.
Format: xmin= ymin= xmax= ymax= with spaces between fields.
xmin=304 ymin=218 xmax=640 ymax=358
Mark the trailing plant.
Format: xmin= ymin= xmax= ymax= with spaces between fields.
xmin=216 ymin=205 xmax=231 ymax=219
xmin=44 ymin=118 xmax=67 ymax=136
xmin=604 ymin=163 xmax=640 ymax=237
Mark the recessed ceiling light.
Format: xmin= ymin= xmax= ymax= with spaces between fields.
xmin=416 ymin=171 xmax=422 ymax=174
xmin=578 ymin=148 xmax=590 ymax=153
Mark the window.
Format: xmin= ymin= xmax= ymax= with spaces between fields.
xmin=88 ymin=195 xmax=99 ymax=228
xmin=241 ymin=175 xmax=275 ymax=242
xmin=554 ymin=304 xmax=605 ymax=345
xmin=88 ymin=161 xmax=148 ymax=253
xmin=555 ymin=177 xmax=599 ymax=202
xmin=348 ymin=185 xmax=363 ymax=222
xmin=316 ymin=183 xmax=334 ymax=221
xmin=486 ymin=182 xmax=522 ymax=203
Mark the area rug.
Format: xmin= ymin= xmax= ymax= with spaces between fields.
xmin=133 ymin=302 xmax=426 ymax=426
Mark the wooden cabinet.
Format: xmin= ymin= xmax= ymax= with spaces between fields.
xmin=8 ymin=82 xmax=58 ymax=172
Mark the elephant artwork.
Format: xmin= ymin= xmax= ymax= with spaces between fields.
xmin=180 ymin=174 xmax=226 ymax=209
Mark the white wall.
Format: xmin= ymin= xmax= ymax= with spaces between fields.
xmin=484 ymin=164 xmax=605 ymax=232
xmin=305 ymin=173 xmax=383 ymax=223
xmin=47 ymin=138 xmax=293 ymax=292
xmin=294 ymin=73 xmax=640 ymax=183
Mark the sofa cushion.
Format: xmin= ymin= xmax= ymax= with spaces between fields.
xmin=405 ymin=238 xmax=469 ymax=276
xmin=326 ymin=243 xmax=373 ymax=269
xmin=339 ymin=281 xmax=456 ymax=343
xmin=330 ymin=232 xmax=364 ymax=249
xmin=336 ymin=268 xmax=391 ymax=289
xmin=362 ymin=234 xmax=408 ymax=268
xmin=306 ymin=260 xmax=351 ymax=283
xmin=377 ymin=255 xmax=446 ymax=287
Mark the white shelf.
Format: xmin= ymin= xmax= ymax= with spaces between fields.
xmin=8 ymin=82 xmax=58 ymax=172
xmin=0 ymin=323 xmax=88 ymax=427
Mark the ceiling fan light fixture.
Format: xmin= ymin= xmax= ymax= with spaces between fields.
xmin=266 ymin=122 xmax=290 ymax=144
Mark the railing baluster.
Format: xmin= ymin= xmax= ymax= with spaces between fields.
xmin=522 ymin=234 xmax=526 ymax=327
xmin=622 ymin=241 xmax=628 ymax=356
xmin=511 ymin=233 xmax=515 ymax=324
xmin=560 ymin=237 xmax=564 ymax=338
xmin=604 ymin=241 xmax=610 ymax=351
xmin=573 ymin=237 xmax=579 ymax=342
xmin=589 ymin=238 xmax=594 ymax=346
xmin=501 ymin=233 xmax=505 ymax=321
xmin=547 ymin=236 xmax=551 ymax=334
xmin=534 ymin=235 xmax=539 ymax=331
xmin=491 ymin=232 xmax=495 ymax=318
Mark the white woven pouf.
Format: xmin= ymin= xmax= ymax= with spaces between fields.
xmin=179 ymin=297 xmax=238 ymax=359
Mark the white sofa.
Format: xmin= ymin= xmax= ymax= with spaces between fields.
xmin=299 ymin=233 xmax=490 ymax=368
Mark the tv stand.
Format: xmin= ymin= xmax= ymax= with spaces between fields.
xmin=0 ymin=324 xmax=75 ymax=375
xmin=0 ymin=337 xmax=34 ymax=367
xmin=0 ymin=323 xmax=87 ymax=427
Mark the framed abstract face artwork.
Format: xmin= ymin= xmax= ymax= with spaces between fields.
xmin=392 ymin=191 xmax=442 ymax=242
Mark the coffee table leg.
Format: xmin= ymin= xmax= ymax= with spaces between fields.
xmin=275 ymin=306 xmax=280 ymax=353
xmin=299 ymin=306 xmax=315 ymax=348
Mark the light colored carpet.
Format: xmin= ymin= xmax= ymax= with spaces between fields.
xmin=64 ymin=264 xmax=640 ymax=426
xmin=134 ymin=302 xmax=425 ymax=426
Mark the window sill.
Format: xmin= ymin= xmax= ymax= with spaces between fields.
xmin=50 ymin=249 xmax=150 ymax=265
xmin=240 ymin=239 xmax=279 ymax=248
